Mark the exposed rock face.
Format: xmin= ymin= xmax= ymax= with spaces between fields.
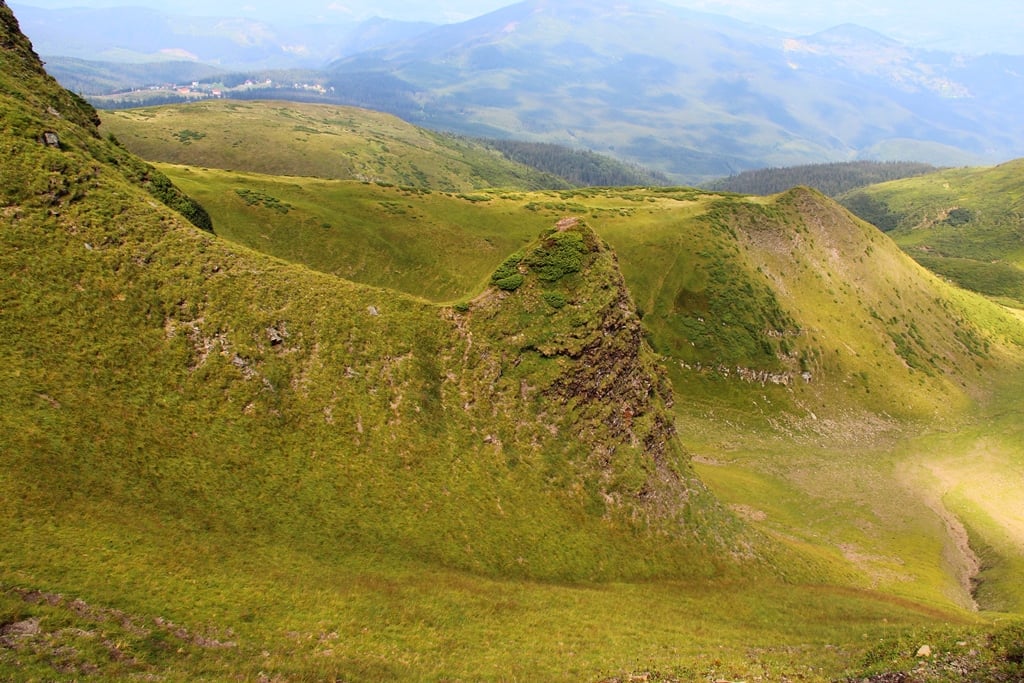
xmin=540 ymin=241 xmax=691 ymax=516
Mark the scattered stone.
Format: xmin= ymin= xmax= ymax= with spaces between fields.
xmin=266 ymin=324 xmax=287 ymax=346
xmin=367 ymin=305 xmax=380 ymax=316
xmin=41 ymin=130 xmax=60 ymax=147
xmin=0 ymin=617 xmax=41 ymax=637
xmin=916 ymin=644 xmax=933 ymax=658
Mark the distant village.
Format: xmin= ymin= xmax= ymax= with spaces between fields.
xmin=92 ymin=77 xmax=334 ymax=108
xmin=168 ymin=78 xmax=331 ymax=97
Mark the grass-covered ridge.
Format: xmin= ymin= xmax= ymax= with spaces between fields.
xmin=3 ymin=1 xmax=755 ymax=583
xmin=0 ymin=4 xmax=796 ymax=676
xmin=160 ymin=159 xmax=1023 ymax=422
xmin=100 ymin=99 xmax=572 ymax=191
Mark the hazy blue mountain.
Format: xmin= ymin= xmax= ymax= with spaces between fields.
xmin=322 ymin=0 xmax=1024 ymax=182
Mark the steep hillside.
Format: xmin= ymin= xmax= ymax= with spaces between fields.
xmin=11 ymin=4 xmax=1024 ymax=678
xmin=2 ymin=0 xmax=762 ymax=570
xmin=689 ymin=188 xmax=1020 ymax=416
xmin=150 ymin=156 xmax=1024 ymax=622
xmin=840 ymin=159 xmax=1024 ymax=305
xmin=1 ymin=3 xmax=785 ymax=676
xmin=100 ymin=99 xmax=570 ymax=191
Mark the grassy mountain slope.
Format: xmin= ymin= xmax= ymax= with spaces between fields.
xmin=2 ymin=0 xmax=758 ymax=580
xmin=0 ymin=4 xmax=856 ymax=679
xmin=158 ymin=155 xmax=1024 ymax=621
xmin=100 ymin=100 xmax=570 ymax=191
xmin=100 ymin=99 xmax=672 ymax=190
xmin=840 ymin=159 xmax=1024 ymax=306
xmin=158 ymin=159 xmax=1023 ymax=422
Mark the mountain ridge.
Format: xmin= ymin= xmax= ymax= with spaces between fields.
xmin=7 ymin=2 xmax=1024 ymax=679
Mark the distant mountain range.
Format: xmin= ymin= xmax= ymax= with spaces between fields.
xmin=10 ymin=3 xmax=435 ymax=67
xmin=15 ymin=0 xmax=1024 ymax=182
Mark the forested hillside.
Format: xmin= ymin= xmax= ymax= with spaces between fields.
xmin=706 ymin=161 xmax=940 ymax=196
xmin=482 ymin=138 xmax=671 ymax=187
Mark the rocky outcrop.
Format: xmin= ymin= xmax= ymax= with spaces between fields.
xmin=466 ymin=219 xmax=741 ymax=540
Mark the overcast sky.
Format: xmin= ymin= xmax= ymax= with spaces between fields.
xmin=10 ymin=0 xmax=1023 ymax=54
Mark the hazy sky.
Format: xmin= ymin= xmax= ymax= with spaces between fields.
xmin=10 ymin=0 xmax=1023 ymax=54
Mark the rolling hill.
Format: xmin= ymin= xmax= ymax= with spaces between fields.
xmin=146 ymin=155 xmax=1022 ymax=423
xmin=840 ymin=159 xmax=1024 ymax=306
xmin=99 ymin=99 xmax=672 ymax=189
xmin=5 ymin=2 xmax=1024 ymax=680
xmin=99 ymin=99 xmax=571 ymax=190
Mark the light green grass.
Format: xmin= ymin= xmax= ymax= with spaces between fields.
xmin=164 ymin=162 xmax=1022 ymax=423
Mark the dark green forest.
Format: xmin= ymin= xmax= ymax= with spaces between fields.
xmin=481 ymin=138 xmax=671 ymax=188
xmin=705 ymin=161 xmax=941 ymax=197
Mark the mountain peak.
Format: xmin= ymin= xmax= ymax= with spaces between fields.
xmin=804 ymin=23 xmax=902 ymax=48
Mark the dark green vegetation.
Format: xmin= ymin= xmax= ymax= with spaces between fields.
xmin=840 ymin=159 xmax=1024 ymax=306
xmin=5 ymin=2 xmax=1024 ymax=680
xmin=706 ymin=160 xmax=940 ymax=197
xmin=481 ymin=138 xmax=671 ymax=187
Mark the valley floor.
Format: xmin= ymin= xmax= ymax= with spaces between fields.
xmin=5 ymin=382 xmax=1023 ymax=682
